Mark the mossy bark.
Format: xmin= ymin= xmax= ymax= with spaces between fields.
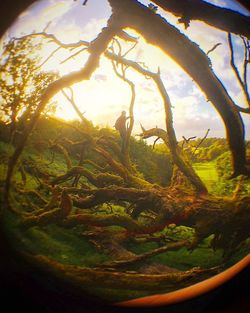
xmin=26 ymin=254 xmax=220 ymax=291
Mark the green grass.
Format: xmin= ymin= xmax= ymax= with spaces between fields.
xmin=3 ymin=212 xmax=109 ymax=267
xmin=193 ymin=161 xmax=218 ymax=192
xmin=152 ymin=246 xmax=223 ymax=270
xmin=193 ymin=158 xmax=250 ymax=196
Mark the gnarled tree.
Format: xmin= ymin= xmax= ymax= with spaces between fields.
xmin=1 ymin=0 xmax=250 ymax=304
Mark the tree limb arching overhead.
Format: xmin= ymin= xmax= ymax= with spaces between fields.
xmin=3 ymin=13 xmax=126 ymax=206
xmin=108 ymin=0 xmax=248 ymax=177
xmin=152 ymin=0 xmax=250 ymax=39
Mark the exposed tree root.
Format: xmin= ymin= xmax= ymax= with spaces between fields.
xmin=25 ymin=254 xmax=221 ymax=291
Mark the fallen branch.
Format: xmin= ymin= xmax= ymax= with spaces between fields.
xmin=28 ymin=254 xmax=221 ymax=291
xmin=51 ymin=166 xmax=124 ymax=187
xmin=101 ymin=239 xmax=189 ymax=268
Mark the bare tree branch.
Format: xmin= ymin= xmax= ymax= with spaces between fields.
xmin=193 ymin=129 xmax=210 ymax=154
xmin=151 ymin=0 xmax=250 ymax=38
xmin=12 ymin=32 xmax=89 ymax=49
xmin=61 ymin=87 xmax=90 ymax=126
xmin=122 ymin=41 xmax=138 ymax=58
xmin=241 ymin=36 xmax=250 ymax=98
xmin=153 ymin=137 xmax=161 ymax=149
xmin=101 ymin=240 xmax=189 ymax=268
xmin=182 ymin=136 xmax=197 ymax=149
xmin=206 ymin=43 xmax=221 ymax=55
xmin=38 ymin=46 xmax=62 ymax=68
xmin=228 ymin=33 xmax=250 ymax=109
xmin=116 ymin=30 xmax=138 ymax=43
xmin=60 ymin=47 xmax=87 ymax=64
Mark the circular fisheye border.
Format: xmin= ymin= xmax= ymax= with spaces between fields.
xmin=0 ymin=0 xmax=249 ymax=311
xmin=116 ymin=255 xmax=250 ymax=307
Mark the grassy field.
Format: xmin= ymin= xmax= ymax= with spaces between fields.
xmin=193 ymin=161 xmax=218 ymax=193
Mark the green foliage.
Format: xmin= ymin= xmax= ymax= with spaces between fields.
xmin=0 ymin=37 xmax=58 ymax=137
xmin=130 ymin=139 xmax=173 ymax=186
xmin=194 ymin=148 xmax=250 ymax=196
xmin=3 ymin=210 xmax=109 ymax=267
xmin=215 ymin=151 xmax=250 ymax=196
xmin=181 ymin=137 xmax=228 ymax=162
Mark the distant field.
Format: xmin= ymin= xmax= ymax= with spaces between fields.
xmin=193 ymin=161 xmax=218 ymax=192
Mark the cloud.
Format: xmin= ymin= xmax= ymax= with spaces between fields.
xmin=94 ymin=74 xmax=108 ymax=82
xmin=41 ymin=2 xmax=72 ymax=22
xmin=80 ymin=18 xmax=107 ymax=41
xmin=51 ymin=17 xmax=108 ymax=45
xmin=52 ymin=21 xmax=85 ymax=43
xmin=10 ymin=0 xmax=76 ymax=36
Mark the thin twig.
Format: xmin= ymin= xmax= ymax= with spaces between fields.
xmin=43 ymin=22 xmax=52 ymax=33
xmin=240 ymin=36 xmax=249 ymax=101
xmin=193 ymin=129 xmax=210 ymax=154
xmin=153 ymin=137 xmax=161 ymax=149
xmin=60 ymin=47 xmax=87 ymax=64
xmin=112 ymin=38 xmax=122 ymax=57
xmin=228 ymin=33 xmax=250 ymax=108
xmin=61 ymin=88 xmax=89 ymax=125
xmin=122 ymin=41 xmax=138 ymax=58
xmin=38 ymin=46 xmax=61 ymax=68
xmin=181 ymin=136 xmax=196 ymax=149
xmin=206 ymin=43 xmax=222 ymax=55
xmin=12 ymin=32 xmax=89 ymax=49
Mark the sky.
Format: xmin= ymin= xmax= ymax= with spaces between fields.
xmin=1 ymin=0 xmax=249 ymax=140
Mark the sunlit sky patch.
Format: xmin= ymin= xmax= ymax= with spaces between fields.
xmin=1 ymin=0 xmax=249 ymax=140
